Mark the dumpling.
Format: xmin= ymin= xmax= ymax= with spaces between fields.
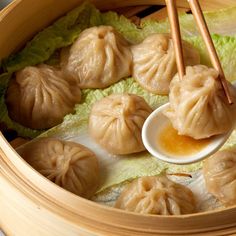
xmin=131 ymin=34 xmax=200 ymax=95
xmin=6 ymin=64 xmax=81 ymax=130
xmin=89 ymin=93 xmax=152 ymax=155
xmin=61 ymin=26 xmax=132 ymax=89
xmin=115 ymin=175 xmax=195 ymax=215
xmin=17 ymin=138 xmax=99 ymax=199
xmin=203 ymin=148 xmax=236 ymax=206
xmin=163 ymin=65 xmax=236 ymax=139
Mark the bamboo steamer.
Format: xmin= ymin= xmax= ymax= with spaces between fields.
xmin=1 ymin=0 xmax=236 ymax=235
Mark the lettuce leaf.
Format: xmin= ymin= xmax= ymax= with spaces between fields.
xmin=186 ymin=35 xmax=236 ymax=82
xmin=101 ymin=11 xmax=142 ymax=43
xmin=3 ymin=2 xmax=102 ymax=73
xmin=141 ymin=6 xmax=236 ymax=37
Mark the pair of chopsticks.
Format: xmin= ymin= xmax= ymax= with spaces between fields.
xmin=166 ymin=0 xmax=233 ymax=104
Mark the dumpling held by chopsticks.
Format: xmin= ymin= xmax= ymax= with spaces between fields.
xmin=163 ymin=65 xmax=236 ymax=139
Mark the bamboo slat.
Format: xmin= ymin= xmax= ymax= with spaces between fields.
xmin=115 ymin=5 xmax=150 ymax=18
xmin=94 ymin=0 xmax=236 ymax=11
xmin=142 ymin=7 xmax=190 ymax=21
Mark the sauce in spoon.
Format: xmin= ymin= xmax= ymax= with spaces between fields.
xmin=142 ymin=102 xmax=234 ymax=164
xmin=157 ymin=123 xmax=211 ymax=158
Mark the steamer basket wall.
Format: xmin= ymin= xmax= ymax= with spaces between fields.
xmin=1 ymin=0 xmax=236 ymax=235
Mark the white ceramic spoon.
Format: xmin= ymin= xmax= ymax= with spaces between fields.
xmin=142 ymin=81 xmax=236 ymax=165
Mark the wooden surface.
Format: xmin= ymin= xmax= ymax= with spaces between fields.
xmin=1 ymin=0 xmax=236 ymax=235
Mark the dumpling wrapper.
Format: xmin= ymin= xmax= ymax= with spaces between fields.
xmin=6 ymin=64 xmax=81 ymax=130
xmin=131 ymin=34 xmax=200 ymax=95
xmin=17 ymin=137 xmax=99 ymax=199
xmin=163 ymin=65 xmax=236 ymax=139
xmin=61 ymin=26 xmax=132 ymax=89
xmin=89 ymin=93 xmax=152 ymax=155
xmin=115 ymin=175 xmax=196 ymax=215
xmin=203 ymin=148 xmax=236 ymax=206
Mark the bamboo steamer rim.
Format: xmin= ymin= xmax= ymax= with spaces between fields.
xmin=3 ymin=132 xmax=236 ymax=235
xmin=1 ymin=0 xmax=236 ymax=235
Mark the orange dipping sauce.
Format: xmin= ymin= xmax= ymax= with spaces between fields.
xmin=157 ymin=123 xmax=211 ymax=157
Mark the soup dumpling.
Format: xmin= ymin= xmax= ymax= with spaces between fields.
xmin=203 ymin=148 xmax=236 ymax=206
xmin=89 ymin=93 xmax=152 ymax=155
xmin=131 ymin=34 xmax=200 ymax=95
xmin=17 ymin=138 xmax=99 ymax=199
xmin=6 ymin=64 xmax=81 ymax=130
xmin=163 ymin=65 xmax=236 ymax=139
xmin=115 ymin=175 xmax=195 ymax=215
xmin=61 ymin=26 xmax=132 ymax=89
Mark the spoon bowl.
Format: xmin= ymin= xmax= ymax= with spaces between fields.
xmin=142 ymin=103 xmax=233 ymax=164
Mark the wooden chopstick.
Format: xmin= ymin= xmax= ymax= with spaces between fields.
xmin=188 ymin=0 xmax=233 ymax=104
xmin=166 ymin=0 xmax=185 ymax=79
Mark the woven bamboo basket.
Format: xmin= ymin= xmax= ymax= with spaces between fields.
xmin=1 ymin=0 xmax=236 ymax=235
